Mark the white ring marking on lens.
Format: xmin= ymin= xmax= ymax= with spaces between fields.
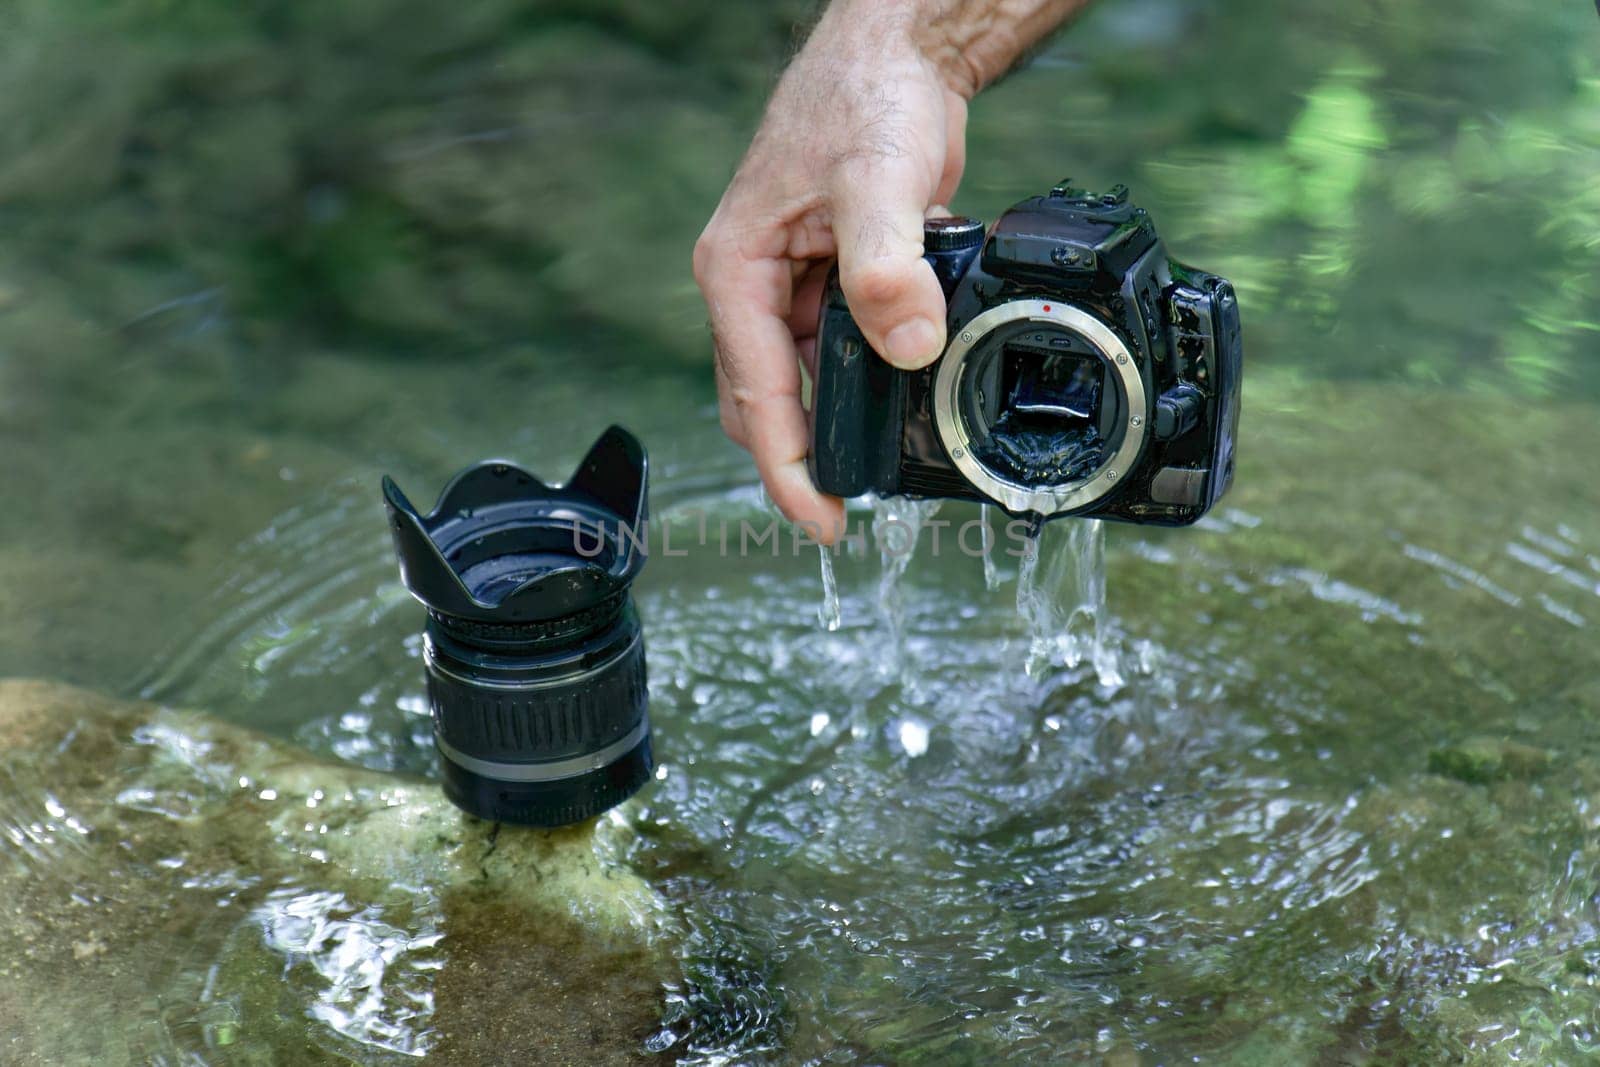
xmin=931 ymin=299 xmax=1149 ymax=516
xmin=434 ymin=717 xmax=650 ymax=783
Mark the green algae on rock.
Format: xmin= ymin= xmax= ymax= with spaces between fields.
xmin=0 ymin=679 xmax=674 ymax=1065
xmin=1428 ymin=737 xmax=1555 ymax=786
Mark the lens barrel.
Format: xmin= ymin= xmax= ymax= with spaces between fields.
xmin=382 ymin=426 xmax=653 ymax=827
xmin=423 ymin=595 xmax=651 ymax=826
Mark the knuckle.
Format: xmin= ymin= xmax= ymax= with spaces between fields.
xmin=717 ymin=398 xmax=747 ymax=442
xmin=840 ymin=258 xmax=910 ymax=309
xmin=691 ymin=230 xmax=719 ymax=287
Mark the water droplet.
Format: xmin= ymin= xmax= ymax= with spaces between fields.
xmin=897 ymin=719 xmax=930 ymax=757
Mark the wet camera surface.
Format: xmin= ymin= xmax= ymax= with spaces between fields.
xmin=809 ymin=182 xmax=1242 ymax=526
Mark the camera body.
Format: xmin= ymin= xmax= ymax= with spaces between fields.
xmin=808 ymin=181 xmax=1242 ymax=526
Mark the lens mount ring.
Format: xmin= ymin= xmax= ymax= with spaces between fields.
xmin=932 ymin=299 xmax=1148 ymax=516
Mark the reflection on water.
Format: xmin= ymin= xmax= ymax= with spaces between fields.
xmin=130 ymin=482 xmax=437 ymax=774
xmin=0 ymin=0 xmax=1597 ymax=1061
xmin=243 ymin=886 xmax=444 ymax=1059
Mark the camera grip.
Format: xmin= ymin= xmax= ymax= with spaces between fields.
xmin=808 ymin=219 xmax=984 ymax=499
xmin=808 ymin=294 xmax=878 ymax=497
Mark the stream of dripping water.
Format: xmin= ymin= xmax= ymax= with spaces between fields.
xmin=819 ymin=498 xmax=1124 ymax=690
xmin=980 ymin=504 xmax=1002 ymax=592
xmin=1015 ymin=518 xmax=1123 ymax=688
xmin=869 ymin=497 xmax=944 ymax=686
xmin=816 ymin=548 xmax=841 ymax=632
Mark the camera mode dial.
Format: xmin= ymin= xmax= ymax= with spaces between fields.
xmin=923 ymin=216 xmax=986 ymax=252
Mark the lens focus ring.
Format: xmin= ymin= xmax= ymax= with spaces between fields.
xmin=425 ymin=632 xmax=646 ymax=763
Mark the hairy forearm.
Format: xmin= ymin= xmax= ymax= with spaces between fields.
xmin=818 ymin=0 xmax=1093 ymax=97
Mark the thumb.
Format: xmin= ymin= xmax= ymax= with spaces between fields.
xmin=830 ymin=160 xmax=947 ymax=370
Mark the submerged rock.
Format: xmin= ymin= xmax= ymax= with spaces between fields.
xmin=1427 ymin=736 xmax=1554 ymax=785
xmin=0 ymin=679 xmax=673 ymax=1064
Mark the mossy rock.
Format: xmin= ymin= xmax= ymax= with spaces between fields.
xmin=0 ymin=678 xmax=675 ymax=1065
xmin=1428 ymin=736 xmax=1554 ymax=785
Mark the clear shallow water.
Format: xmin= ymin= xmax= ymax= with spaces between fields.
xmin=105 ymin=379 xmax=1600 ymax=1063
xmin=1 ymin=0 xmax=1598 ymax=1062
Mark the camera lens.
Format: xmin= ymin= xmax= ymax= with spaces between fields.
xmin=421 ymin=586 xmax=649 ymax=829
xmin=382 ymin=427 xmax=652 ymax=827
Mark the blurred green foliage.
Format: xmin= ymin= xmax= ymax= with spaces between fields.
xmin=0 ymin=0 xmax=806 ymax=361
xmin=0 ymin=0 xmax=1593 ymax=385
xmin=963 ymin=0 xmax=1599 ymax=398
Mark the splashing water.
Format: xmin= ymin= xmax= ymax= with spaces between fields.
xmin=1015 ymin=519 xmax=1124 ymax=688
xmin=238 ymin=886 xmax=444 ymax=1059
xmin=831 ymin=498 xmax=1124 ymax=691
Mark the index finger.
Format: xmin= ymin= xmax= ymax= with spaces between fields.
xmin=695 ymin=234 xmax=846 ymax=540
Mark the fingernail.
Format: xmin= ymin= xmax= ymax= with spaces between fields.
xmin=884 ymin=318 xmax=941 ymax=368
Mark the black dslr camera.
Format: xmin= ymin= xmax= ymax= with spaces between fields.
xmin=808 ymin=181 xmax=1242 ymax=526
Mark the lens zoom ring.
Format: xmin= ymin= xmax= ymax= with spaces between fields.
xmin=427 ymin=637 xmax=647 ymax=762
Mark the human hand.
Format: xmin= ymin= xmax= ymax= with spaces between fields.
xmin=693 ymin=2 xmax=969 ymax=540
xmin=693 ymin=0 xmax=1088 ymax=541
